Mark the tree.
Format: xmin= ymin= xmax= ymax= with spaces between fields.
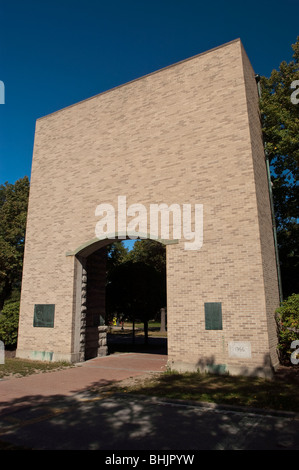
xmin=259 ymin=37 xmax=299 ymax=297
xmin=275 ymin=293 xmax=299 ymax=364
xmin=106 ymin=241 xmax=129 ymax=272
xmin=128 ymin=239 xmax=166 ymax=274
xmin=0 ymin=177 xmax=30 ymax=310
xmin=128 ymin=239 xmax=166 ymax=311
xmin=106 ymin=260 xmax=162 ymax=344
xmin=105 ymin=240 xmax=166 ymax=342
xmin=0 ymin=300 xmax=20 ymax=348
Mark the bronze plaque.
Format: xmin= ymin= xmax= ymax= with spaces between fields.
xmin=33 ymin=304 xmax=55 ymax=328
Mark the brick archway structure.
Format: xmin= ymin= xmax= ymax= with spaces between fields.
xmin=17 ymin=39 xmax=281 ymax=377
xmin=70 ymin=234 xmax=170 ymax=362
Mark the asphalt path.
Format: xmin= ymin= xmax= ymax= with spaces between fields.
xmin=1 ymin=348 xmax=299 ymax=452
xmin=1 ymin=389 xmax=299 ymax=451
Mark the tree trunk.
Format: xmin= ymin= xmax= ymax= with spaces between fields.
xmin=132 ymin=317 xmax=135 ymax=345
xmin=144 ymin=319 xmax=148 ymax=345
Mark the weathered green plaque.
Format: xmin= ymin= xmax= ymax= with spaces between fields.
xmin=204 ymin=302 xmax=222 ymax=330
xmin=33 ymin=304 xmax=55 ymax=328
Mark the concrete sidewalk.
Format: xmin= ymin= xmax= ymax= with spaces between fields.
xmin=0 ymin=353 xmax=167 ymax=412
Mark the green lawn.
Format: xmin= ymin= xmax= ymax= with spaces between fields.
xmin=109 ymin=320 xmax=167 ymax=337
xmin=0 ymin=357 xmax=72 ymax=379
xmin=117 ymin=369 xmax=299 ymax=413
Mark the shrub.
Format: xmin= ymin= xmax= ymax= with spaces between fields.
xmin=0 ymin=301 xmax=20 ymax=348
xmin=276 ymin=294 xmax=299 ymax=364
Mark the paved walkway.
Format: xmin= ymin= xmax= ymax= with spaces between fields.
xmin=1 ymin=353 xmax=299 ymax=450
xmin=0 ymin=353 xmax=168 ymax=413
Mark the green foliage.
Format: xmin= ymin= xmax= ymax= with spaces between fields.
xmin=259 ymin=37 xmax=299 ymax=297
xmin=127 ymin=239 xmax=167 ymax=311
xmin=128 ymin=239 xmax=166 ymax=273
xmin=276 ymin=294 xmax=299 ymax=362
xmin=106 ymin=239 xmax=167 ymax=318
xmin=0 ymin=300 xmax=20 ymax=348
xmin=106 ymin=261 xmax=163 ymax=318
xmin=106 ymin=241 xmax=129 ymax=272
xmin=0 ymin=177 xmax=30 ymax=309
xmin=106 ymin=259 xmax=165 ymax=343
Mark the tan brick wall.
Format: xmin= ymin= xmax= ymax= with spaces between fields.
xmin=17 ymin=39 xmax=280 ymax=377
xmin=240 ymin=45 xmax=280 ymax=368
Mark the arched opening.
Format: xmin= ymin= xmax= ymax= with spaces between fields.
xmin=72 ymin=236 xmax=169 ymax=362
xmin=106 ymin=240 xmax=167 ymax=356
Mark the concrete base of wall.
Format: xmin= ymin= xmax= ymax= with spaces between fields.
xmin=168 ymin=359 xmax=278 ymax=380
xmin=16 ymin=349 xmax=81 ymax=364
xmin=16 ymin=348 xmax=280 ymax=380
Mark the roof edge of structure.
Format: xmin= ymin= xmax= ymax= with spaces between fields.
xmin=37 ymin=38 xmax=242 ymax=121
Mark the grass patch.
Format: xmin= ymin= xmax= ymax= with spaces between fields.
xmin=109 ymin=321 xmax=167 ymax=338
xmin=0 ymin=357 xmax=73 ymax=379
xmin=119 ymin=370 xmax=299 ymax=413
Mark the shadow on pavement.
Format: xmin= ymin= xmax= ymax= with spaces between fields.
xmin=1 ymin=380 xmax=299 ymax=450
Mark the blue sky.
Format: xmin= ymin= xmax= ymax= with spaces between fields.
xmin=0 ymin=0 xmax=298 ymax=185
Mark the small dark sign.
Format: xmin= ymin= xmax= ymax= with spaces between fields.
xmin=204 ymin=302 xmax=222 ymax=330
xmin=33 ymin=304 xmax=55 ymax=328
